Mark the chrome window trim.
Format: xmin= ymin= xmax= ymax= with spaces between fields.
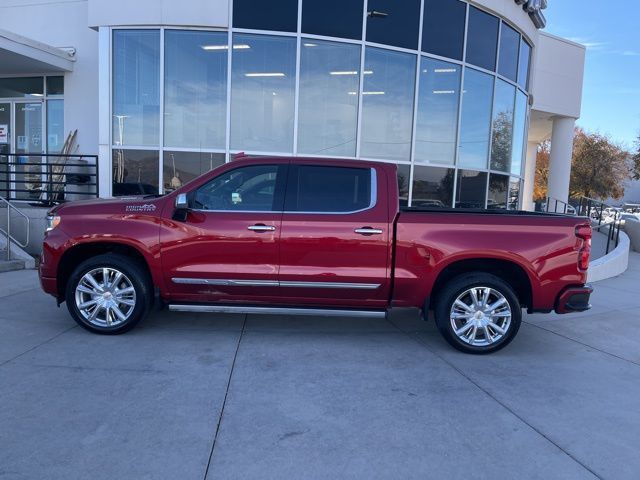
xmin=172 ymin=278 xmax=381 ymax=289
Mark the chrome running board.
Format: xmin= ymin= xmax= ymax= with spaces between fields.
xmin=168 ymin=304 xmax=386 ymax=318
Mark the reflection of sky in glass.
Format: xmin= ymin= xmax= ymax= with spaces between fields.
xmin=164 ymin=31 xmax=227 ymax=149
xmin=498 ymin=23 xmax=520 ymax=82
xmin=230 ymin=34 xmax=296 ymax=153
xmin=298 ymin=40 xmax=360 ymax=156
xmin=518 ymin=40 xmax=531 ymax=90
xmin=415 ymin=58 xmax=460 ymax=165
xmin=490 ymin=79 xmax=515 ymax=172
xmin=458 ymin=68 xmax=493 ymax=170
xmin=360 ymin=48 xmax=416 ymax=161
xmin=112 ymin=30 xmax=160 ymax=147
xmin=511 ymin=91 xmax=528 ymax=176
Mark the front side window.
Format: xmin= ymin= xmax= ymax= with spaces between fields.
xmin=285 ymin=165 xmax=372 ymax=213
xmin=230 ymin=34 xmax=296 ymax=153
xmin=194 ymin=165 xmax=280 ymax=211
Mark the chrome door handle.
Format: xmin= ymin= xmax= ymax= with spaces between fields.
xmin=248 ymin=224 xmax=276 ymax=232
xmin=354 ymin=227 xmax=383 ymax=235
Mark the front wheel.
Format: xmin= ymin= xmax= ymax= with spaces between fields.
xmin=434 ymin=273 xmax=521 ymax=354
xmin=65 ymin=253 xmax=152 ymax=334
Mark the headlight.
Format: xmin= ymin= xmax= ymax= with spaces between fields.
xmin=46 ymin=215 xmax=61 ymax=232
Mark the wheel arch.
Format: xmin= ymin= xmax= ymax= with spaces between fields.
xmin=57 ymin=241 xmax=157 ymax=300
xmin=428 ymin=257 xmax=534 ymax=311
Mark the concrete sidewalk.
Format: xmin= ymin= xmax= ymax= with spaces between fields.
xmin=1 ymin=255 xmax=639 ymax=479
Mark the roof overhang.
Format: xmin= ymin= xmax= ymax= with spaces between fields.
xmin=0 ymin=29 xmax=75 ymax=75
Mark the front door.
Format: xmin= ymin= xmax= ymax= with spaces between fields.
xmin=277 ymin=163 xmax=392 ymax=309
xmin=0 ymin=103 xmax=9 ymax=197
xmin=160 ymin=162 xmax=288 ymax=304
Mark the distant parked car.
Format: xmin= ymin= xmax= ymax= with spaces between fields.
xmin=618 ymin=213 xmax=640 ymax=226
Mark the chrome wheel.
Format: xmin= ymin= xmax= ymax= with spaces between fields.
xmin=449 ymin=287 xmax=512 ymax=347
xmin=74 ymin=267 xmax=137 ymax=328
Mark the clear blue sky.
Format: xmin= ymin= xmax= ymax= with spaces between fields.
xmin=544 ymin=0 xmax=640 ymax=150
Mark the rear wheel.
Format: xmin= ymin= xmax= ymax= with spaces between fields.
xmin=434 ymin=273 xmax=521 ymax=354
xmin=65 ymin=253 xmax=152 ymax=334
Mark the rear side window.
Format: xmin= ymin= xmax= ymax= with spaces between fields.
xmin=285 ymin=165 xmax=373 ymax=213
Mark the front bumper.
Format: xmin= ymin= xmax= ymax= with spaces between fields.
xmin=555 ymin=284 xmax=593 ymax=314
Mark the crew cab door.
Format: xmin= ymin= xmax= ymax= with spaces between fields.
xmin=277 ymin=163 xmax=391 ymax=308
xmin=160 ymin=162 xmax=287 ymax=303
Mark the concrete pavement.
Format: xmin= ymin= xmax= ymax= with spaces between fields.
xmin=1 ymin=255 xmax=639 ymax=479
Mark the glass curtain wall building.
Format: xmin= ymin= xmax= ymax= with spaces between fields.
xmin=110 ymin=0 xmax=531 ymax=209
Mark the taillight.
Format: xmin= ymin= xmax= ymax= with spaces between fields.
xmin=575 ymin=224 xmax=592 ymax=271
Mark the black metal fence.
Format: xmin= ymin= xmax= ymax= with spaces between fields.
xmin=0 ymin=153 xmax=99 ymax=205
xmin=576 ymin=196 xmax=622 ymax=255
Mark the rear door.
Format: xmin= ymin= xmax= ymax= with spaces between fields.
xmin=277 ymin=163 xmax=391 ymax=308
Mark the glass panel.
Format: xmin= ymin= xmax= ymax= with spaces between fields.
xmin=366 ymin=0 xmax=421 ymax=50
xmin=508 ymin=177 xmax=521 ymax=210
xmin=360 ymin=48 xmax=416 ymax=161
xmin=511 ymin=90 xmax=528 ymax=176
xmin=230 ymin=34 xmax=296 ymax=153
xmin=164 ymin=31 xmax=227 ymax=149
xmin=455 ymin=169 xmax=487 ymax=209
xmin=518 ymin=39 xmax=531 ymax=90
xmin=397 ymin=164 xmax=410 ymax=207
xmin=302 ymin=0 xmax=364 ymax=40
xmin=487 ymin=173 xmax=509 ymax=209
xmin=298 ymin=40 xmax=360 ymax=156
xmin=490 ymin=80 xmax=515 ymax=172
xmin=422 ymin=0 xmax=466 ymax=61
xmin=195 ymin=164 xmax=279 ymax=211
xmin=466 ymin=6 xmax=499 ymax=72
xmin=112 ymin=149 xmax=159 ymax=196
xmin=415 ymin=58 xmax=461 ymax=165
xmin=112 ymin=30 xmax=160 ymax=147
xmin=412 ymin=165 xmax=454 ymax=208
xmin=0 ymin=77 xmax=43 ymax=98
xmin=285 ymin=165 xmax=371 ymax=213
xmin=498 ymin=23 xmax=520 ymax=82
xmin=15 ymin=103 xmax=43 ymax=200
xmin=163 ymin=151 xmax=225 ymax=193
xmin=458 ymin=68 xmax=494 ymax=169
xmin=0 ymin=103 xmax=10 ymax=198
xmin=46 ymin=76 xmax=64 ymax=96
xmin=233 ymin=0 xmax=298 ymax=32
xmin=47 ymin=100 xmax=64 ymax=153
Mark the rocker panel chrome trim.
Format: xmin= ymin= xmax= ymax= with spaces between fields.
xmin=171 ymin=278 xmax=381 ymax=289
xmin=168 ymin=304 xmax=386 ymax=318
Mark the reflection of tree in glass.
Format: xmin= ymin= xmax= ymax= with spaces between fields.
xmin=491 ymin=110 xmax=513 ymax=172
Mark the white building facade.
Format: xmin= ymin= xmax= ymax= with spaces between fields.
xmin=0 ymin=0 xmax=585 ymax=210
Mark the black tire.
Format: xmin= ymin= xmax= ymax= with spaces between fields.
xmin=65 ymin=253 xmax=153 ymax=334
xmin=434 ymin=272 xmax=521 ymax=354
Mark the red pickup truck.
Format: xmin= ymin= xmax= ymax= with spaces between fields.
xmin=39 ymin=157 xmax=592 ymax=354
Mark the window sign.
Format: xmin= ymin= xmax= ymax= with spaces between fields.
xmin=0 ymin=125 xmax=8 ymax=144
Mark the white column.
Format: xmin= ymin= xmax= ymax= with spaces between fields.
xmin=522 ymin=141 xmax=538 ymax=211
xmin=97 ymin=27 xmax=112 ymax=198
xmin=547 ymin=116 xmax=576 ymax=209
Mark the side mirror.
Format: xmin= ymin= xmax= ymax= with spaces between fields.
xmin=173 ymin=193 xmax=189 ymax=222
xmin=175 ymin=193 xmax=189 ymax=210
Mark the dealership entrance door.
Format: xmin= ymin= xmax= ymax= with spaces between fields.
xmin=0 ymin=100 xmax=44 ymax=200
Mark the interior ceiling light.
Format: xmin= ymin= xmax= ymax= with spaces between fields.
xmin=434 ymin=68 xmax=457 ymax=73
xmin=330 ymin=71 xmax=358 ymax=75
xmin=201 ymin=44 xmax=250 ymax=50
xmin=433 ymin=90 xmax=455 ymax=94
xmin=245 ymin=72 xmax=286 ymax=77
xmin=303 ymin=43 xmax=318 ymax=47
xmin=362 ymin=91 xmax=385 ymax=95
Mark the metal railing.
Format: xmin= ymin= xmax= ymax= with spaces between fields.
xmin=0 ymin=153 xmax=99 ymax=205
xmin=576 ymin=196 xmax=622 ymax=255
xmin=544 ymin=196 xmax=570 ymax=214
xmin=0 ymin=196 xmax=30 ymax=261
